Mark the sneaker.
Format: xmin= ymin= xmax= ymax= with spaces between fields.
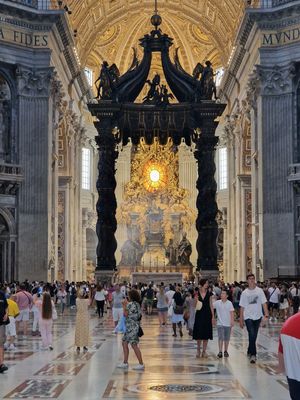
xmin=9 ymin=344 xmax=16 ymax=351
xmin=0 ymin=364 xmax=8 ymax=373
xmin=83 ymin=346 xmax=88 ymax=352
xmin=250 ymin=355 xmax=256 ymax=364
xmin=132 ymin=364 xmax=145 ymax=370
xmin=49 ymin=346 xmax=53 ymax=351
xmin=224 ymin=351 xmax=229 ymax=357
xmin=217 ymin=351 xmax=223 ymax=358
xmin=117 ymin=362 xmax=129 ymax=369
xmin=76 ymin=347 xmax=80 ymax=353
xmin=3 ymin=343 xmax=9 ymax=350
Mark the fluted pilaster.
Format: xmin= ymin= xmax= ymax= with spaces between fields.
xmin=17 ymin=66 xmax=54 ymax=281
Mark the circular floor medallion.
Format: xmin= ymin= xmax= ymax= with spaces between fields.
xmin=149 ymin=384 xmax=221 ymax=393
xmin=127 ymin=382 xmax=223 ymax=395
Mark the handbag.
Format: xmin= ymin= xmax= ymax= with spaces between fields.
xmin=195 ymin=300 xmax=203 ymax=311
xmin=0 ymin=316 xmax=10 ymax=326
xmin=173 ymin=304 xmax=184 ymax=315
xmin=167 ymin=305 xmax=173 ymax=317
xmin=183 ymin=310 xmax=190 ymax=321
xmin=138 ymin=326 xmax=144 ymax=337
xmin=52 ymin=306 xmax=58 ymax=320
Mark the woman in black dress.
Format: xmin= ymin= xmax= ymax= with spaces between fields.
xmin=193 ymin=279 xmax=215 ymax=358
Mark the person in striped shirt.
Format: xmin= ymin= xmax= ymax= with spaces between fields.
xmin=278 ymin=312 xmax=300 ymax=400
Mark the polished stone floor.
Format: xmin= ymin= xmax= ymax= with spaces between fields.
xmin=0 ymin=309 xmax=290 ymax=399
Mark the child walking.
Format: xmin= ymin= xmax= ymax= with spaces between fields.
xmin=213 ymin=289 xmax=234 ymax=358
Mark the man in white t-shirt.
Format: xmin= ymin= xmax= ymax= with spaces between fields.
xmin=213 ymin=289 xmax=234 ymax=358
xmin=165 ymin=284 xmax=175 ymax=306
xmin=268 ymin=282 xmax=280 ymax=321
xmin=239 ymin=273 xmax=269 ymax=364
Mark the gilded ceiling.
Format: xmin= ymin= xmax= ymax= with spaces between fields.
xmin=67 ymin=0 xmax=244 ymax=81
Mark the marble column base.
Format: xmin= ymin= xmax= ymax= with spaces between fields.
xmin=199 ymin=269 xmax=219 ymax=282
xmin=95 ymin=269 xmax=116 ymax=285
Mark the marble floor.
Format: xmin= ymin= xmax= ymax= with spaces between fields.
xmin=0 ymin=309 xmax=290 ymax=399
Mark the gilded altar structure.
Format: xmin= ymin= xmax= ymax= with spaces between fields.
xmin=116 ymin=138 xmax=196 ymax=282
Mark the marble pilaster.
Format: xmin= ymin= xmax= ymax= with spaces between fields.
xmin=256 ymin=64 xmax=295 ymax=278
xmin=16 ymin=66 xmax=54 ymax=281
xmin=178 ymin=142 xmax=197 ymax=267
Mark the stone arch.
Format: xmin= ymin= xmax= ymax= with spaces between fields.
xmin=0 ymin=207 xmax=17 ymax=281
xmin=0 ymin=207 xmax=16 ymax=235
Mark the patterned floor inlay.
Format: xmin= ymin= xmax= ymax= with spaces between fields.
xmin=4 ymin=352 xmax=34 ymax=361
xmin=55 ymin=351 xmax=94 ymax=361
xmin=136 ymin=364 xmax=222 ymax=375
xmin=0 ymin=309 xmax=291 ymax=399
xmin=34 ymin=363 xmax=85 ymax=376
xmin=103 ymin=379 xmax=250 ymax=398
xmin=148 ymin=383 xmax=222 ymax=393
xmin=4 ymin=379 xmax=72 ymax=398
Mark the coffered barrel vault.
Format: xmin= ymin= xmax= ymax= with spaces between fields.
xmin=67 ymin=0 xmax=244 ymax=73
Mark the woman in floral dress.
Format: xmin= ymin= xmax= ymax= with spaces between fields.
xmin=117 ymin=289 xmax=144 ymax=370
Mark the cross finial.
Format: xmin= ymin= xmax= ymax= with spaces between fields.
xmin=151 ymin=0 xmax=162 ymax=29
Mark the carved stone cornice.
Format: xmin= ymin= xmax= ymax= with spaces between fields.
xmin=256 ymin=63 xmax=296 ymax=95
xmin=16 ymin=66 xmax=54 ymax=98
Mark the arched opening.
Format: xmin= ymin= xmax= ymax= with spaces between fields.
xmin=0 ymin=210 xmax=16 ymax=282
xmin=0 ymin=74 xmax=12 ymax=164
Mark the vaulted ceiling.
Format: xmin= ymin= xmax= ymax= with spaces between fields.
xmin=67 ymin=0 xmax=244 ymax=79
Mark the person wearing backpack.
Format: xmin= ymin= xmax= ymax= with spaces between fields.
xmin=145 ymin=284 xmax=154 ymax=315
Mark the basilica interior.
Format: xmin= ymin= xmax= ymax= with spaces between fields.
xmin=0 ymin=0 xmax=300 ymax=284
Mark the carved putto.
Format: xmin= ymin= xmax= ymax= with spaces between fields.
xmin=143 ymin=74 xmax=175 ymax=105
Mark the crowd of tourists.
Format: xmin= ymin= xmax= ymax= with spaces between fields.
xmin=0 ymin=276 xmax=300 ymax=398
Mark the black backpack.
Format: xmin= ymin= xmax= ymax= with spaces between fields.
xmin=146 ymin=288 xmax=154 ymax=299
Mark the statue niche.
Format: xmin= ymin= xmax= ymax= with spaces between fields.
xmin=0 ymin=75 xmax=12 ymax=163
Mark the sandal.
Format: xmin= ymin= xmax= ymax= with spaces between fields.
xmin=201 ymin=352 xmax=208 ymax=358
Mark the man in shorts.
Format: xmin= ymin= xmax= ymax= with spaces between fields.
xmin=15 ymin=284 xmax=33 ymax=337
xmin=213 ymin=289 xmax=234 ymax=358
xmin=145 ymin=284 xmax=154 ymax=315
xmin=0 ymin=287 xmax=8 ymax=373
xmin=112 ymin=285 xmax=124 ymax=330
xmin=4 ymin=295 xmax=19 ymax=351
